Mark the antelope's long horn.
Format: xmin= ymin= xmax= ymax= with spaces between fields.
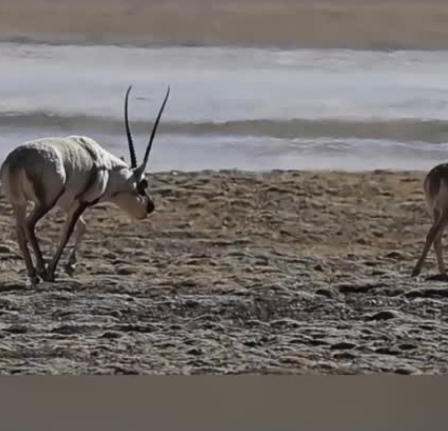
xmin=124 ymin=85 xmax=137 ymax=168
xmin=140 ymin=85 xmax=170 ymax=171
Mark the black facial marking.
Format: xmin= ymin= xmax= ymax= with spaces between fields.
xmin=136 ymin=178 xmax=148 ymax=196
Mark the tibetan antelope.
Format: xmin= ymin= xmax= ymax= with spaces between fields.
xmin=0 ymin=85 xmax=170 ymax=285
xmin=411 ymin=162 xmax=448 ymax=278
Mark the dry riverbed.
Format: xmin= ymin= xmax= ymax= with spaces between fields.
xmin=0 ymin=169 xmax=447 ymax=375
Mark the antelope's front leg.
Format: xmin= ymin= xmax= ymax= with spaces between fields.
xmin=64 ymin=216 xmax=87 ymax=277
xmin=44 ymin=203 xmax=88 ymax=282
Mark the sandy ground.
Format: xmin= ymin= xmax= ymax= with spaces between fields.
xmin=0 ymin=169 xmax=447 ymax=375
xmin=2 ymin=0 xmax=448 ymax=49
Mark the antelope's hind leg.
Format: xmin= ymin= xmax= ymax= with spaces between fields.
xmin=433 ymin=215 xmax=448 ymax=276
xmin=411 ymin=209 xmax=448 ymax=277
xmin=20 ymin=162 xmax=67 ymax=282
xmin=25 ymin=202 xmax=57 ymax=280
xmin=12 ymin=204 xmax=39 ymax=285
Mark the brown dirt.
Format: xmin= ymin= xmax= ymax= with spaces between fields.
xmin=1 ymin=169 xmax=447 ymax=375
xmin=2 ymin=0 xmax=448 ymax=49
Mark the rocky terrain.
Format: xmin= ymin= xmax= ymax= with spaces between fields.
xmin=0 ymin=169 xmax=447 ymax=375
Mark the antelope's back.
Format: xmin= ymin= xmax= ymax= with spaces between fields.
xmin=0 ymin=136 xmax=111 ymax=206
xmin=424 ymin=162 xmax=448 ymax=212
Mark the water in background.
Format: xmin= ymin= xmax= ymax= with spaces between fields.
xmin=1 ymin=42 xmax=448 ymax=171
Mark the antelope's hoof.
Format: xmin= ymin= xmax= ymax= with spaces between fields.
xmin=36 ymin=266 xmax=53 ymax=282
xmin=64 ymin=262 xmax=76 ymax=277
xmin=43 ymin=274 xmax=55 ymax=282
xmin=28 ymin=274 xmax=40 ymax=286
xmin=40 ymin=270 xmax=55 ymax=282
xmin=37 ymin=267 xmax=47 ymax=279
xmin=411 ymin=268 xmax=420 ymax=278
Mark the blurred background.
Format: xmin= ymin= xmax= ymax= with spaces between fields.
xmin=2 ymin=0 xmax=448 ymax=172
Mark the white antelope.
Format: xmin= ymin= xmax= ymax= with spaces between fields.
xmin=0 ymin=85 xmax=170 ymax=285
xmin=411 ymin=162 xmax=448 ymax=277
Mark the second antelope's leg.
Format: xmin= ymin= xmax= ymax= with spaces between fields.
xmin=433 ymin=212 xmax=448 ymax=275
xmin=411 ymin=209 xmax=448 ymax=277
xmin=64 ymin=216 xmax=87 ymax=276
xmin=13 ymin=204 xmax=38 ymax=285
xmin=45 ymin=202 xmax=88 ymax=281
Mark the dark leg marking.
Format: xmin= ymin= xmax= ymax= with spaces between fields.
xmin=45 ymin=202 xmax=88 ymax=282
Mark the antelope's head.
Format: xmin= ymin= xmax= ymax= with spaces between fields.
xmin=111 ymin=85 xmax=170 ymax=220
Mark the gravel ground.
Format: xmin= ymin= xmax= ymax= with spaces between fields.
xmin=0 ymin=169 xmax=447 ymax=375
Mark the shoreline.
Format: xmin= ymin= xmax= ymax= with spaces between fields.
xmin=3 ymin=36 xmax=448 ymax=53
